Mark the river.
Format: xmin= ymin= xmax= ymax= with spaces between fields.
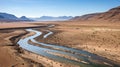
xmin=17 ymin=28 xmax=120 ymax=67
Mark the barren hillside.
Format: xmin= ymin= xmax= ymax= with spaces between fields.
xmin=71 ymin=6 xmax=120 ymax=22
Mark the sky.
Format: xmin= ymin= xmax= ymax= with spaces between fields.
xmin=0 ymin=0 xmax=120 ymax=17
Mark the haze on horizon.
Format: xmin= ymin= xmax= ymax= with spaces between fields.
xmin=0 ymin=0 xmax=120 ymax=17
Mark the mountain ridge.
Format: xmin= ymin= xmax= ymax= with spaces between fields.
xmin=0 ymin=13 xmax=33 ymax=22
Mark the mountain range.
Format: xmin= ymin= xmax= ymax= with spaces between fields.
xmin=31 ymin=16 xmax=73 ymax=21
xmin=71 ymin=6 xmax=120 ymax=22
xmin=0 ymin=13 xmax=33 ymax=22
xmin=0 ymin=6 xmax=120 ymax=22
xmin=0 ymin=12 xmax=73 ymax=22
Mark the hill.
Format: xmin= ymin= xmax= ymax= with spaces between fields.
xmin=19 ymin=16 xmax=33 ymax=21
xmin=71 ymin=6 xmax=120 ymax=22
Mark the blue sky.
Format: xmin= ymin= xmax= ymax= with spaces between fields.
xmin=0 ymin=0 xmax=120 ymax=17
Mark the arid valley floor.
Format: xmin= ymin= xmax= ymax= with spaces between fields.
xmin=0 ymin=21 xmax=120 ymax=67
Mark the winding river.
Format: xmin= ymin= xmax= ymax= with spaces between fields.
xmin=17 ymin=27 xmax=120 ymax=67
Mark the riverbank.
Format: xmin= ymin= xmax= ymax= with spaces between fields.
xmin=0 ymin=25 xmax=45 ymax=67
xmin=0 ymin=29 xmax=39 ymax=67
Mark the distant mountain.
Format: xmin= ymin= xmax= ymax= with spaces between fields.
xmin=71 ymin=6 xmax=120 ymax=22
xmin=0 ymin=13 xmax=18 ymax=20
xmin=19 ymin=16 xmax=33 ymax=21
xmin=0 ymin=13 xmax=33 ymax=22
xmin=0 ymin=15 xmax=4 ymax=19
xmin=32 ymin=16 xmax=73 ymax=21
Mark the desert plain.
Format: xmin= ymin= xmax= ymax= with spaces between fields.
xmin=0 ymin=21 xmax=120 ymax=67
